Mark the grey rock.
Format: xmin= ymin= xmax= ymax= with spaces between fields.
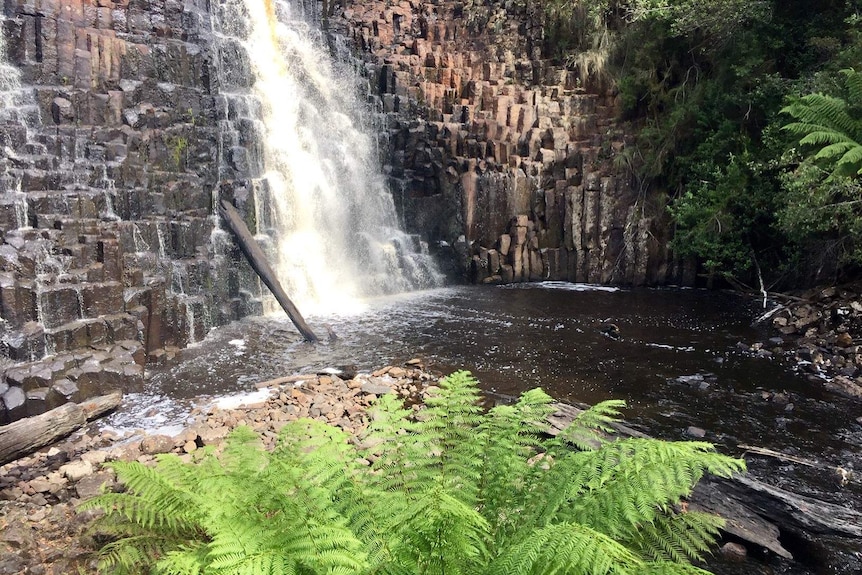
xmin=361 ymin=381 xmax=394 ymax=395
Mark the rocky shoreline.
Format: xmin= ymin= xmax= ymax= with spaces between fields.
xmin=745 ymin=283 xmax=862 ymax=401
xmin=0 ymin=362 xmax=437 ymax=574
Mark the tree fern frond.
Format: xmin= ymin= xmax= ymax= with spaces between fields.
xmin=783 ymin=93 xmax=858 ymax=136
xmin=96 ymin=534 xmax=181 ymax=575
xmin=813 ymin=141 xmax=856 ymax=159
xmin=488 ymin=522 xmax=642 ymax=575
xmin=837 ymin=145 xmax=862 ymax=175
xmin=392 ymin=485 xmax=490 ymax=574
xmin=84 ymin=371 xmax=739 ymax=575
xmin=782 ymin=71 xmax=862 ymax=181
xmin=418 ymin=371 xmax=486 ymax=499
xmin=558 ymin=399 xmax=627 ymax=451
xmin=842 ymin=68 xmax=862 ymax=109
xmin=558 ymin=439 xmax=744 ymax=538
xmin=640 ymin=561 xmax=717 ymax=575
xmin=219 ymin=425 xmax=267 ymax=474
xmin=157 ymin=544 xmax=209 ymax=575
xmin=628 ymin=511 xmax=724 ymax=563
xmin=476 ymin=391 xmax=555 ymax=542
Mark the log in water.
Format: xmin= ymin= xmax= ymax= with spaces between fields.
xmin=218 ymin=199 xmax=319 ymax=343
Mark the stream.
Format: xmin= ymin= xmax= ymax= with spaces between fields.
xmin=105 ymin=283 xmax=862 ymax=573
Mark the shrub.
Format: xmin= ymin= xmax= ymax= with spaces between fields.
xmin=84 ymin=370 xmax=744 ymax=575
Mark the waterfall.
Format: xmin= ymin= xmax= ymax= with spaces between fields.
xmin=213 ymin=0 xmax=442 ymax=315
xmin=0 ymin=16 xmax=40 ymax=223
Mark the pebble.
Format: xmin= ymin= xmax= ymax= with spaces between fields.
xmin=59 ymin=460 xmax=93 ymax=482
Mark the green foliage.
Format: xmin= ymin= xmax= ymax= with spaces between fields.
xmin=772 ymin=66 xmax=862 ymax=275
xmin=84 ymin=371 xmax=745 ymax=575
xmin=599 ymin=0 xmax=862 ymax=285
xmin=781 ymin=68 xmax=862 ymax=180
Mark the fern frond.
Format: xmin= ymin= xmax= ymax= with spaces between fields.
xmin=782 ymin=94 xmax=857 ymax=136
xmin=628 ymin=511 xmax=724 ymax=563
xmin=96 ymin=534 xmax=183 ymax=575
xmin=841 ymin=68 xmax=862 ymax=109
xmin=156 ymin=544 xmax=208 ymax=575
xmin=488 ymin=522 xmax=642 ymax=575
xmin=640 ymin=561 xmax=717 ymax=575
xmin=556 ymin=439 xmax=744 ymax=539
xmin=391 ymin=485 xmax=490 ymax=575
xmin=813 ymin=141 xmax=856 ymax=159
xmin=838 ymin=145 xmax=862 ymax=175
xmin=84 ymin=371 xmax=740 ymax=575
xmin=418 ymin=371 xmax=486 ymax=501
xmin=558 ymin=399 xmax=627 ymax=451
xmin=476 ymin=390 xmax=555 ymax=543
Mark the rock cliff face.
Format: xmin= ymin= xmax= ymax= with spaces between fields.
xmin=331 ymin=0 xmax=693 ymax=285
xmin=0 ymin=0 xmax=267 ymax=421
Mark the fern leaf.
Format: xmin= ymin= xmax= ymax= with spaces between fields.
xmin=837 ymin=145 xmax=862 ymax=175
xmin=843 ymin=68 xmax=862 ymax=108
xmin=640 ymin=561 xmax=717 ymax=575
xmin=391 ymin=485 xmax=490 ymax=574
xmin=556 ymin=438 xmax=744 ymax=539
xmin=628 ymin=511 xmax=724 ymax=563
xmin=558 ymin=399 xmax=627 ymax=451
xmin=488 ymin=522 xmax=642 ymax=575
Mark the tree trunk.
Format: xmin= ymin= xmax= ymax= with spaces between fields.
xmin=218 ymin=199 xmax=319 ymax=343
xmin=0 ymin=392 xmax=122 ymax=465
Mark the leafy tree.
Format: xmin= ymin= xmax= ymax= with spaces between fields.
xmin=84 ymin=371 xmax=744 ymax=575
xmin=781 ymin=68 xmax=862 ymax=181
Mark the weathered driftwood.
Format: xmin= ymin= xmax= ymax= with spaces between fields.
xmin=738 ymin=443 xmax=854 ymax=481
xmin=546 ymin=402 xmax=862 ymax=560
xmin=0 ymin=391 xmax=122 ymax=466
xmin=218 ymin=199 xmax=319 ymax=343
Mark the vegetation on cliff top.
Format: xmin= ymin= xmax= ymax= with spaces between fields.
xmin=541 ymin=0 xmax=862 ymax=288
xmin=84 ymin=371 xmax=743 ymax=575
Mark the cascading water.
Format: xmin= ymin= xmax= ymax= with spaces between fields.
xmin=0 ymin=20 xmax=38 ymax=129
xmin=0 ymin=16 xmax=39 ymax=219
xmin=212 ymin=0 xmax=442 ymax=315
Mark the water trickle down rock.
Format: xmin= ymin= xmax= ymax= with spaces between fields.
xmin=0 ymin=0 xmax=236 ymax=421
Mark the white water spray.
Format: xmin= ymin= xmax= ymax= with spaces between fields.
xmin=222 ymin=0 xmax=441 ymax=314
xmin=0 ymin=20 xmax=40 ymax=130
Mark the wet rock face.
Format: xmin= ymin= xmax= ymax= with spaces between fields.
xmin=332 ymin=0 xmax=693 ymax=285
xmin=0 ymin=0 xmax=268 ymax=421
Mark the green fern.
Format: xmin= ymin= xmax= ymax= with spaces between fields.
xmin=84 ymin=370 xmax=745 ymax=575
xmin=781 ymin=68 xmax=862 ymax=180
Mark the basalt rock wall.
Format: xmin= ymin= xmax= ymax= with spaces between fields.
xmin=0 ymin=0 xmax=268 ymax=422
xmin=332 ymin=0 xmax=692 ymax=285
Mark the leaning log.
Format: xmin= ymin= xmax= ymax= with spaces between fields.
xmin=218 ymin=199 xmax=319 ymax=343
xmin=546 ymin=402 xmax=862 ymax=560
xmin=0 ymin=392 xmax=122 ymax=466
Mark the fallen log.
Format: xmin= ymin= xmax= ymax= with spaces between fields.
xmin=546 ymin=402 xmax=862 ymax=560
xmin=218 ymin=199 xmax=319 ymax=343
xmin=0 ymin=391 xmax=122 ymax=466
